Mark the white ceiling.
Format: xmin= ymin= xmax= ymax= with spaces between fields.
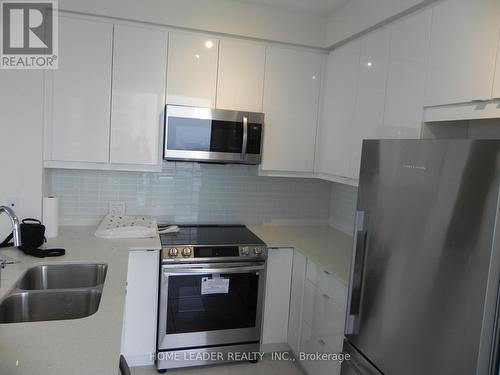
xmin=237 ymin=0 xmax=349 ymax=16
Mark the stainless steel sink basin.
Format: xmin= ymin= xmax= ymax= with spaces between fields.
xmin=16 ymin=263 xmax=108 ymax=290
xmin=0 ymin=289 xmax=103 ymax=323
xmin=0 ymin=263 xmax=108 ymax=324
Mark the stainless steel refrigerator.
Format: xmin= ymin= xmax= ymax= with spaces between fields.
xmin=342 ymin=139 xmax=500 ymax=375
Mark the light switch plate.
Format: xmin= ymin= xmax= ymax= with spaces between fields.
xmin=109 ymin=201 xmax=126 ymax=216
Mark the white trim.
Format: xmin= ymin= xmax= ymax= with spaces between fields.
xmin=424 ymin=100 xmax=500 ymax=122
xmin=315 ymin=172 xmax=359 ymax=187
xmin=257 ymin=169 xmax=316 ymax=179
xmin=44 ymin=160 xmax=162 ymax=172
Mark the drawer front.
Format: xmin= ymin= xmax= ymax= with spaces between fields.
xmin=300 ymin=320 xmax=341 ymax=375
xmin=306 ymin=260 xmax=348 ymax=310
xmin=303 ymin=280 xmax=345 ymax=353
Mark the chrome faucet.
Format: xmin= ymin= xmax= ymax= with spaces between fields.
xmin=0 ymin=206 xmax=22 ymax=247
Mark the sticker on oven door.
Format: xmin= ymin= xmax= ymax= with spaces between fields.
xmin=201 ymin=277 xmax=229 ymax=295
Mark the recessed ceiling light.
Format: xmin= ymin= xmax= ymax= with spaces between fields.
xmin=205 ymin=40 xmax=214 ymax=49
xmin=367 ymin=62 xmax=373 ymax=67
xmin=195 ymin=54 xmax=200 ymax=59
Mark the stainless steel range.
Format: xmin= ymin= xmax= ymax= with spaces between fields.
xmin=156 ymin=225 xmax=267 ymax=371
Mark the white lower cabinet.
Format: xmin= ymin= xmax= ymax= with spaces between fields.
xmin=300 ymin=321 xmax=341 ymax=375
xmin=288 ymin=250 xmax=307 ymax=355
xmin=297 ymin=258 xmax=347 ymax=375
xmin=121 ymin=250 xmax=159 ymax=367
xmin=261 ymin=248 xmax=294 ymax=348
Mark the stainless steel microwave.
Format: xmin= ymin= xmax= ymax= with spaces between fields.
xmin=163 ymin=105 xmax=264 ymax=164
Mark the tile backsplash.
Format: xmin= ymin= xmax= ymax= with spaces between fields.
xmin=329 ymin=182 xmax=357 ymax=234
xmin=48 ymin=163 xmax=333 ymax=226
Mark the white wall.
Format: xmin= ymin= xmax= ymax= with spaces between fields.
xmin=0 ymin=71 xmax=44 ymax=237
xmin=59 ymin=0 xmax=328 ymax=48
xmin=325 ymin=0 xmax=433 ymax=47
xmin=329 ymin=182 xmax=357 ymax=234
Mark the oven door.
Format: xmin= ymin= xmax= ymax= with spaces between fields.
xmin=164 ymin=105 xmax=264 ymax=164
xmin=158 ymin=262 xmax=266 ymax=351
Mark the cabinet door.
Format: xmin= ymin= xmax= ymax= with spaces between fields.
xmin=425 ymin=0 xmax=500 ymax=106
xmin=315 ymin=41 xmax=360 ymax=179
xmin=47 ymin=17 xmax=112 ymax=162
xmin=494 ymin=34 xmax=500 ymax=99
xmin=110 ymin=25 xmax=167 ymax=165
xmin=121 ymin=250 xmax=159 ymax=366
xmin=350 ymin=27 xmax=391 ymax=180
xmin=287 ymin=250 xmax=306 ymax=356
xmin=383 ymin=9 xmax=432 ymax=139
xmin=166 ymin=32 xmax=218 ymax=107
xmin=262 ymin=248 xmax=293 ymax=345
xmin=261 ymin=47 xmax=322 ymax=173
xmin=216 ymin=39 xmax=265 ymax=112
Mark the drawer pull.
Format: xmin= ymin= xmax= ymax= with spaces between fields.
xmin=322 ymin=293 xmax=330 ymax=300
xmin=323 ymin=270 xmax=330 ymax=275
xmin=318 ymin=339 xmax=326 ymax=346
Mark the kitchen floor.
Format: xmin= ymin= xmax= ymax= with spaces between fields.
xmin=133 ymin=354 xmax=305 ymax=375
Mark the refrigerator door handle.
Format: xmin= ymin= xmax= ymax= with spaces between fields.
xmin=345 ymin=210 xmax=368 ymax=335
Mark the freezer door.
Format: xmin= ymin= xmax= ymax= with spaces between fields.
xmin=341 ymin=339 xmax=382 ymax=375
xmin=346 ymin=140 xmax=500 ymax=375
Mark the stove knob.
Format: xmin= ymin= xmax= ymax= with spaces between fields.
xmin=168 ymin=248 xmax=178 ymax=258
xmin=241 ymin=247 xmax=250 ymax=256
xmin=182 ymin=247 xmax=192 ymax=258
xmin=253 ymin=247 xmax=263 ymax=256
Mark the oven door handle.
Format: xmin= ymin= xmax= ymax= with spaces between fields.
xmin=163 ymin=264 xmax=265 ymax=275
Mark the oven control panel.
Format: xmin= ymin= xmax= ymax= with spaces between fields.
xmin=162 ymin=245 xmax=267 ymax=261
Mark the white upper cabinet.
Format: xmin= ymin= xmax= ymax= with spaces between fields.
xmin=261 ymin=47 xmax=323 ymax=173
xmin=110 ymin=25 xmax=168 ymax=165
xmin=350 ymin=27 xmax=391 ymax=179
xmin=315 ymin=41 xmax=360 ymax=180
xmin=494 ymin=34 xmax=500 ymax=99
xmin=425 ymin=0 xmax=500 ymax=106
xmin=216 ymin=39 xmax=266 ymax=112
xmin=383 ymin=9 xmax=432 ymax=139
xmin=166 ymin=32 xmax=219 ymax=107
xmin=47 ymin=17 xmax=113 ymax=162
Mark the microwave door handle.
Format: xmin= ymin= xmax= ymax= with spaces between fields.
xmin=345 ymin=210 xmax=368 ymax=336
xmin=241 ymin=116 xmax=248 ymax=160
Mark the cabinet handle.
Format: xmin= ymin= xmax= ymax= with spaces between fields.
xmin=318 ymin=339 xmax=326 ymax=346
xmin=322 ymin=293 xmax=330 ymax=300
xmin=323 ymin=270 xmax=330 ymax=275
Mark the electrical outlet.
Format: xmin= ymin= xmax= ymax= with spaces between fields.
xmin=5 ymin=197 xmax=19 ymax=212
xmin=109 ymin=201 xmax=126 ymax=216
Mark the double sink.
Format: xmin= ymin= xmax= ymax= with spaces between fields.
xmin=0 ymin=263 xmax=107 ymax=324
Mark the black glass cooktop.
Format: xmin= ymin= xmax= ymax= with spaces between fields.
xmin=159 ymin=225 xmax=265 ymax=247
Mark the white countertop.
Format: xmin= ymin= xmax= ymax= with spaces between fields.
xmin=249 ymin=225 xmax=353 ymax=282
xmin=0 ymin=224 xmax=351 ymax=375
xmin=0 ymin=226 xmax=161 ymax=375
